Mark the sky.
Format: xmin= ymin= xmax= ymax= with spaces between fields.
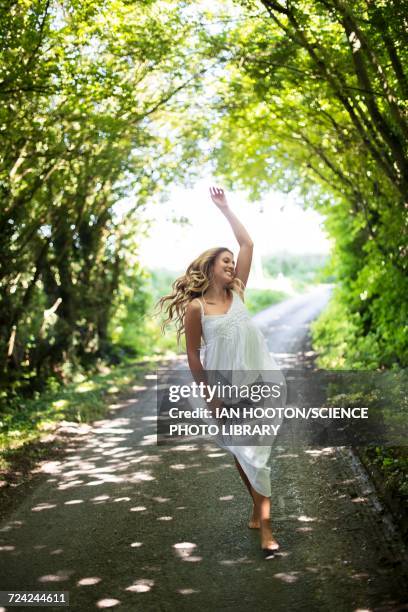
xmin=136 ymin=178 xmax=332 ymax=274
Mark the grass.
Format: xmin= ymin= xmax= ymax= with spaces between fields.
xmin=318 ymin=364 xmax=408 ymax=538
xmin=357 ymin=445 xmax=408 ymax=541
xmin=244 ymin=288 xmax=289 ymax=316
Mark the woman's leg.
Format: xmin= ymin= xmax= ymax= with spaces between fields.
xmin=233 ymin=455 xmax=253 ymax=498
xmin=251 ymin=488 xmax=279 ymax=550
xmin=233 ymin=456 xmax=279 ymax=549
xmin=233 ymin=456 xmax=260 ymax=528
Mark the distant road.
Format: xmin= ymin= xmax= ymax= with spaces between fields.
xmin=252 ymin=283 xmax=333 ymax=366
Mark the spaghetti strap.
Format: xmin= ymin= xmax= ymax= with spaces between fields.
xmin=195 ymin=297 xmax=205 ymax=318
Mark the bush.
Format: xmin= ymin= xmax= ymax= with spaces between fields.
xmin=244 ymin=288 xmax=288 ymax=315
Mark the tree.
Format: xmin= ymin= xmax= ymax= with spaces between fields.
xmin=200 ymin=0 xmax=407 ymax=366
xmin=0 ymin=0 xmax=213 ymax=393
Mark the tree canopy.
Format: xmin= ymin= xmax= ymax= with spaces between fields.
xmin=200 ymin=0 xmax=408 ymax=367
xmin=0 ymin=0 xmax=213 ymax=394
xmin=1 ymin=0 xmax=407 ymax=401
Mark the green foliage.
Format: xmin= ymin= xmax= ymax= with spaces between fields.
xmin=371 ymin=446 xmax=408 ymax=498
xmin=108 ymin=265 xmax=152 ymax=357
xmin=0 ymin=0 xmax=212 ymax=394
xmin=320 ymin=372 xmax=408 ymax=512
xmin=147 ymin=269 xmax=183 ymax=354
xmin=108 ymin=267 xmax=181 ymax=358
xmin=359 ymin=443 xmax=408 ymax=535
xmin=149 ymin=268 xmax=182 ymax=305
xmin=311 ymin=253 xmax=408 ymax=369
xmin=311 ymin=295 xmax=377 ymax=369
xmin=196 ymin=0 xmax=408 ymax=369
xmin=263 ymin=252 xmax=331 ymax=289
xmin=2 ymin=0 xmax=406 ymax=529
xmin=244 ymin=288 xmax=287 ymax=315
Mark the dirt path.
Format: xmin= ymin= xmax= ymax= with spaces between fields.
xmin=0 ymin=285 xmax=407 ymax=611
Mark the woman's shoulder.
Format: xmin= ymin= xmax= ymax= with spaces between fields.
xmin=185 ymin=298 xmax=203 ymax=315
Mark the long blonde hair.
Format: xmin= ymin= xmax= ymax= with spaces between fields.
xmin=156 ymin=247 xmax=245 ymax=345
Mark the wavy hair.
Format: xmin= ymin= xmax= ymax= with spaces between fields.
xmin=156 ymin=247 xmax=245 ymax=345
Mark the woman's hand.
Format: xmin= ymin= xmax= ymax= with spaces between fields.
xmin=209 ymin=186 xmax=229 ymax=211
xmin=207 ymin=397 xmax=228 ymax=424
xmin=207 ymin=396 xmax=224 ymax=415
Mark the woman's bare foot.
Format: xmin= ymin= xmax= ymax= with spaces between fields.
xmin=260 ymin=520 xmax=280 ymax=551
xmin=248 ymin=505 xmax=260 ymax=529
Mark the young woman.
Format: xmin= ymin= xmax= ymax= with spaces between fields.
xmin=158 ymin=186 xmax=286 ymax=559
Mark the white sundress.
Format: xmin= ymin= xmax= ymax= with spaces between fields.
xmin=194 ymin=288 xmax=287 ymax=497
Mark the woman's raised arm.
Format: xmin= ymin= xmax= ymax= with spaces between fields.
xmin=209 ymin=186 xmax=254 ymax=287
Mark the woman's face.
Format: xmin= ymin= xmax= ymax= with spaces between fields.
xmin=211 ymin=250 xmax=235 ymax=286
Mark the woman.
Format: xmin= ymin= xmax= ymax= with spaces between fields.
xmin=158 ymin=186 xmax=286 ymax=559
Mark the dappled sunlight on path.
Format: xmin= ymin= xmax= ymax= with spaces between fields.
xmin=0 ymin=288 xmax=407 ymax=610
